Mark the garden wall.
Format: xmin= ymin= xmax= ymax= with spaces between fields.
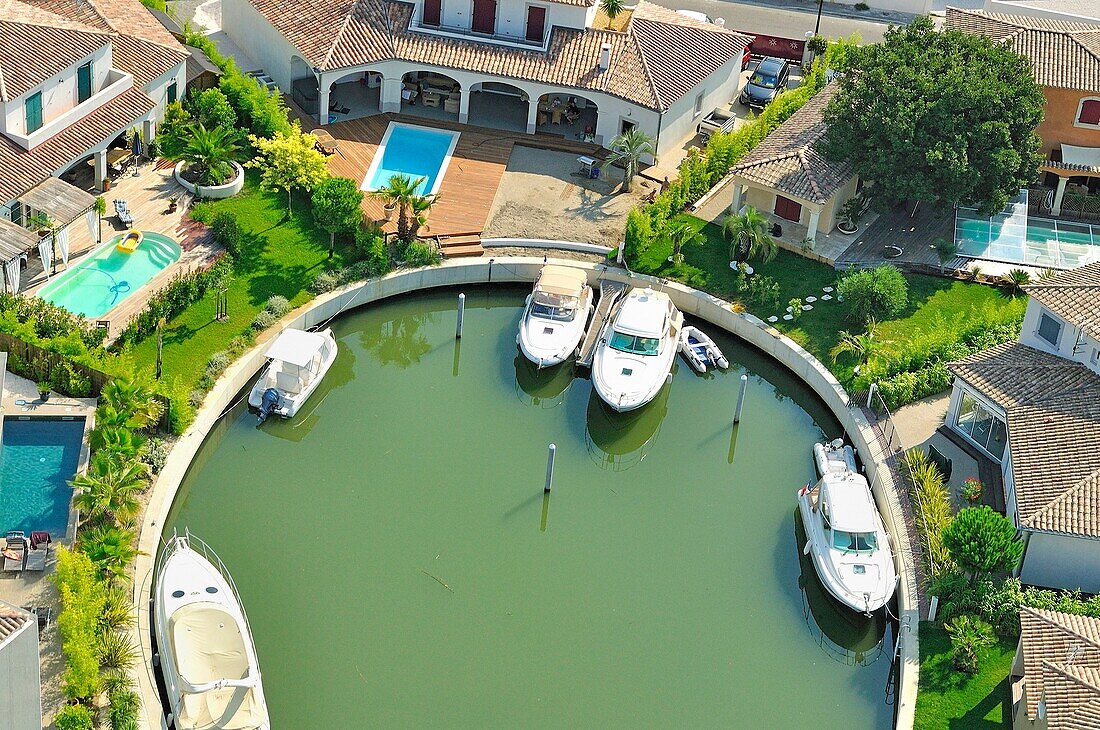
xmin=132 ymin=256 xmax=919 ymax=730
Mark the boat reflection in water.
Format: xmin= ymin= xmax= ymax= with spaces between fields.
xmin=513 ymin=355 xmax=576 ymax=409
xmin=584 ymin=377 xmax=671 ymax=471
xmin=795 ymin=514 xmax=891 ymax=666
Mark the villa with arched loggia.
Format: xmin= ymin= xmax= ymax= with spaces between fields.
xmin=219 ymin=0 xmax=752 ymax=156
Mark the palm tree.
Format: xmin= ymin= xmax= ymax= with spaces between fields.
xmin=932 ymin=237 xmax=958 ymax=275
xmin=93 ymin=196 xmax=107 ymax=244
xmin=1001 ymin=268 xmax=1031 ymax=295
xmin=96 ymin=630 xmax=138 ymax=675
xmin=100 ymin=377 xmax=163 ymax=430
xmin=71 ymin=453 xmax=148 ymax=526
xmin=89 ymin=425 xmax=147 ymax=462
xmin=80 ymin=524 xmax=141 ymax=583
xmin=600 ymin=0 xmax=624 ymax=27
xmin=176 ymin=123 xmax=240 ymax=186
xmin=408 ymin=193 xmax=437 ymax=239
xmin=98 ymin=585 xmax=136 ymax=633
xmin=667 ymin=220 xmax=704 ymax=265
xmin=830 ymin=320 xmax=886 ymax=374
xmin=603 ymin=128 xmax=655 ymax=193
xmin=371 ymin=174 xmax=426 ymax=243
xmin=722 ymin=206 xmax=776 ymax=264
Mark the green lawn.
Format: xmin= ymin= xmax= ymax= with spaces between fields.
xmin=125 ymin=174 xmax=346 ymax=393
xmin=635 ymin=215 xmax=1019 ymax=380
xmin=915 ymin=623 xmax=1016 ymax=729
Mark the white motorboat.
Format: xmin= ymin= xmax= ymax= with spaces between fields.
xmin=517 ymin=265 xmax=594 ymax=367
xmin=678 ymin=325 xmax=729 ymax=373
xmin=797 ymin=464 xmax=897 ymax=615
xmin=591 ymin=288 xmax=683 ymax=412
xmin=813 ymin=438 xmax=858 ymax=477
xmin=248 ymin=328 xmax=338 ymax=423
xmin=155 ymin=532 xmax=269 ymax=730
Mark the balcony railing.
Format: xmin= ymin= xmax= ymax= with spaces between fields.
xmin=410 ymin=20 xmax=550 ymax=52
xmin=8 ymin=68 xmax=134 ymax=151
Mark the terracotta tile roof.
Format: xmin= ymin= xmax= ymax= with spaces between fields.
xmin=729 ymin=82 xmax=854 ymax=205
xmin=1023 ymin=262 xmax=1100 ymax=340
xmin=946 ymin=7 xmax=1100 ymax=92
xmin=0 ymin=602 xmax=31 ymax=646
xmin=1043 ymin=663 xmax=1100 ymax=729
xmin=1020 ymin=608 xmax=1100 ymax=722
xmin=0 ymin=0 xmax=113 ymax=102
xmin=948 ymin=342 xmax=1100 ymax=537
xmin=0 ymin=85 xmax=155 ymax=203
xmin=246 ymin=0 xmax=751 ymax=111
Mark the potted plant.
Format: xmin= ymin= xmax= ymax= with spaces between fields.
xmin=961 ymin=477 xmax=983 ymax=503
xmin=837 ymin=196 xmax=865 ymax=234
xmin=383 ymin=201 xmax=397 ymax=222
xmin=37 ymin=381 xmax=51 ymax=402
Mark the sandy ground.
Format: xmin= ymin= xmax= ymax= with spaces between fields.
xmin=484 ymin=147 xmax=655 ymax=247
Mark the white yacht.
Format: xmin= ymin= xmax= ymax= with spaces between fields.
xmin=155 ymin=532 xmax=269 ymax=730
xmin=797 ymin=453 xmax=897 ymax=615
xmin=517 ymin=265 xmax=594 ymax=367
xmin=591 ymin=288 xmax=683 ymax=412
xmin=248 ymin=328 xmax=338 ymax=423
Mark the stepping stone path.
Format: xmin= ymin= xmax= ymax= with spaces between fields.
xmin=821 ymin=294 xmax=833 ymax=301
xmin=783 ymin=314 xmax=794 ymax=321
xmin=806 ymin=296 xmax=817 ymax=303
xmin=801 ymin=304 xmax=813 ymax=311
xmin=823 ymin=287 xmax=834 ymax=293
xmin=767 ymin=316 xmax=778 ymax=323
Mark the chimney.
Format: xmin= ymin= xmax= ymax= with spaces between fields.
xmin=599 ymin=43 xmax=611 ymax=71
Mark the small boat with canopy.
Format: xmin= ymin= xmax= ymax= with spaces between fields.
xmin=248 ymin=328 xmax=338 ymax=423
xmin=517 ymin=265 xmax=594 ymax=367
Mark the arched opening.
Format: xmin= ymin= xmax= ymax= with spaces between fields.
xmin=467 ymin=81 xmax=530 ymax=133
xmin=400 ymin=71 xmax=462 ymax=122
xmin=326 ymin=69 xmax=384 ymax=122
xmin=536 ymin=93 xmax=597 ymax=143
xmin=290 ymin=55 xmax=317 ymax=112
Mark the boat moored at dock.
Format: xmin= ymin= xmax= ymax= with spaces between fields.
xmin=517 ymin=265 xmax=594 ymax=367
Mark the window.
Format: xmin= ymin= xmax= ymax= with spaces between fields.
xmin=955 ymin=391 xmax=1008 ymax=460
xmin=25 ymin=92 xmax=43 ymax=133
xmin=832 ymin=530 xmax=878 ymax=553
xmin=525 ymin=5 xmax=545 ymax=42
xmin=77 ymin=61 xmax=93 ymax=103
xmin=1077 ymin=98 xmax=1100 ymax=128
xmin=422 ymin=0 xmax=442 ymax=26
xmin=620 ymin=119 xmax=635 ymax=135
xmin=609 ymin=330 xmax=660 ymax=356
xmin=167 ymin=81 xmax=177 ymax=105
xmin=1036 ymin=311 xmax=1062 ymax=348
xmin=693 ymin=92 xmax=704 ymax=118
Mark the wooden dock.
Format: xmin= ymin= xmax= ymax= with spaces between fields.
xmin=576 ymin=279 xmax=629 ymax=368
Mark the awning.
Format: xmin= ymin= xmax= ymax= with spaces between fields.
xmin=263 ymin=329 xmax=326 ymax=367
xmin=535 ymin=266 xmax=587 ymax=298
xmin=185 ymin=45 xmax=222 ymax=84
xmin=0 ymin=218 xmax=37 ymax=265
xmin=1061 ymin=144 xmax=1100 ymax=170
xmin=17 ymin=177 xmax=96 ymax=227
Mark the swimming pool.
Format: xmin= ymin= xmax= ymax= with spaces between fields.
xmin=954 ymin=190 xmax=1100 ymax=269
xmin=361 ymin=123 xmax=460 ymax=196
xmin=0 ymin=417 xmax=85 ymax=537
xmin=39 ymin=231 xmax=182 ymax=319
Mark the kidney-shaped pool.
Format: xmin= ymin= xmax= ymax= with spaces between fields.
xmin=165 ymin=286 xmax=896 ymax=727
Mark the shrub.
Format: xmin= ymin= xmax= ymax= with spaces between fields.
xmin=210 ymin=211 xmax=243 ymax=258
xmin=108 ymin=688 xmax=141 ymax=730
xmin=942 ymin=506 xmax=1024 ymax=576
xmin=310 ymin=270 xmax=342 ymax=294
xmin=206 ymin=351 xmax=231 ymax=375
xmin=189 ymin=390 xmax=206 ymax=408
xmin=264 ymin=295 xmax=291 ymax=318
xmin=352 ymin=226 xmax=391 ymax=276
xmin=142 ymin=437 xmax=170 ymax=474
xmin=836 ymin=265 xmax=908 ymax=323
xmin=54 ymin=704 xmax=95 ymax=730
xmin=944 ymin=615 xmax=994 ymax=674
xmin=52 ymin=548 xmax=106 ymax=700
xmin=187 ymin=87 xmax=237 ymax=131
xmin=251 ymin=310 xmax=277 ymax=332
xmin=903 ymin=448 xmax=953 ymax=574
xmin=402 ymin=240 xmax=441 ymax=267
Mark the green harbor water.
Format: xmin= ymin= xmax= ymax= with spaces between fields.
xmin=165 ymin=285 xmax=896 ymax=728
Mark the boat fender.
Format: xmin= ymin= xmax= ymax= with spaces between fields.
xmin=666 ymin=373 xmax=673 ymax=384
xmin=257 ymin=387 xmax=280 ymax=424
xmin=803 ymin=541 xmax=812 ymax=556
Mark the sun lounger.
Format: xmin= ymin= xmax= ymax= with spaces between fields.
xmin=25 ymin=532 xmax=51 ymax=571
xmin=3 ymin=533 xmax=26 ymax=572
xmin=114 ymin=199 xmax=134 ymax=227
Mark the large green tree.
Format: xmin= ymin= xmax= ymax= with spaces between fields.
xmin=820 ymin=17 xmax=1045 ymax=215
xmin=311 ymin=176 xmax=365 ymax=256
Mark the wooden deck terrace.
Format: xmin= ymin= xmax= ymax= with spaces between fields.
xmin=834 ymin=203 xmax=967 ymax=274
xmin=289 ymin=102 xmax=604 ymax=240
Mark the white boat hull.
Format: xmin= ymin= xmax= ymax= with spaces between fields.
xmin=678 ymin=325 xmax=729 ymax=373
xmin=154 ymin=533 xmax=269 ymax=730
xmin=517 ymin=289 xmax=593 ymax=367
xmin=591 ymin=298 xmax=682 ymax=413
xmin=247 ymin=328 xmax=338 ymax=419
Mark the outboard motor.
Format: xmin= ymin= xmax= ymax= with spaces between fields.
xmin=257 ymin=387 xmax=280 ymax=424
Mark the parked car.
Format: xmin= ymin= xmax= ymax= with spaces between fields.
xmin=740 ymin=57 xmax=790 ymax=108
xmin=697 ymin=108 xmax=737 ymax=140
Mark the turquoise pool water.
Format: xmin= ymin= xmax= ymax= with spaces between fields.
xmin=39 ymin=232 xmax=182 ymax=319
xmin=0 ymin=417 xmax=84 ymax=537
xmin=362 ymin=123 xmax=460 ymax=196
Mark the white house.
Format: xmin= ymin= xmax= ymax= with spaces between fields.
xmin=945 ymin=262 xmax=1100 ymax=593
xmin=220 ymin=0 xmax=753 ymax=156
xmin=0 ymin=601 xmax=41 ymax=730
xmin=0 ymin=0 xmax=188 ymax=292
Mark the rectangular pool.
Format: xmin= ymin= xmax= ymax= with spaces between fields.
xmin=361 ymin=123 xmax=460 ymax=196
xmin=0 ymin=417 xmax=85 ymax=537
xmin=39 ymin=231 xmax=182 ymax=319
xmin=954 ymin=190 xmax=1100 ymax=269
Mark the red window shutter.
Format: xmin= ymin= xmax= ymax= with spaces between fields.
xmin=1079 ymin=99 xmax=1100 ymax=126
xmin=775 ymin=195 xmax=802 ymax=222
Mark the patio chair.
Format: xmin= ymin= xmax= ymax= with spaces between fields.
xmin=115 ymin=199 xmax=134 ymax=227
xmin=3 ymin=533 xmax=26 ymax=572
xmin=25 ymin=532 xmax=51 ymax=571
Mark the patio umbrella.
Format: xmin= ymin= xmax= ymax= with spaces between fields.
xmin=132 ymin=130 xmax=144 ymax=158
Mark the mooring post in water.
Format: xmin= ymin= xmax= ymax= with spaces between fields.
xmin=544 ymin=443 xmax=556 ymax=492
xmin=456 ymin=292 xmax=465 ymax=339
xmin=734 ymin=374 xmax=748 ymax=423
